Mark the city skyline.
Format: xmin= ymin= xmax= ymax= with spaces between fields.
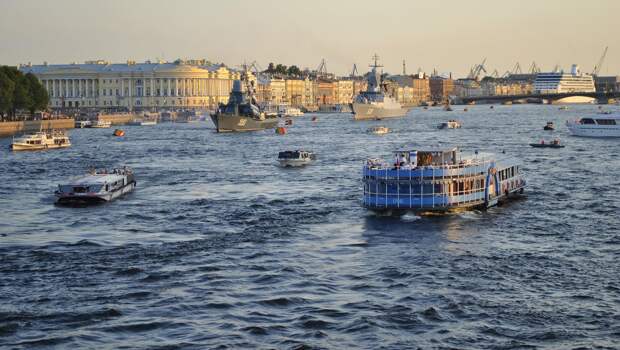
xmin=1 ymin=0 xmax=619 ymax=77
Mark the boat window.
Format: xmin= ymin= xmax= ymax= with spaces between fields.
xmin=580 ymin=118 xmax=596 ymax=125
xmin=596 ymin=119 xmax=616 ymax=125
xmin=105 ymin=185 xmax=109 ymax=192
xmin=73 ymin=186 xmax=88 ymax=193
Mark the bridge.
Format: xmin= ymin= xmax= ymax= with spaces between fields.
xmin=457 ymin=91 xmax=620 ymax=105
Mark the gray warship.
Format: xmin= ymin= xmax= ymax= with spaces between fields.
xmin=352 ymin=55 xmax=407 ymax=120
xmin=210 ymin=70 xmax=278 ymax=132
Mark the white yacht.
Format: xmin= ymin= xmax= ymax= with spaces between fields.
xmin=352 ymin=54 xmax=407 ymax=120
xmin=278 ymin=150 xmax=316 ymax=167
xmin=278 ymin=105 xmax=304 ymax=117
xmin=127 ymin=119 xmax=157 ymax=126
xmin=438 ymin=120 xmax=462 ymax=129
xmin=11 ymin=130 xmax=71 ymax=151
xmin=367 ymin=126 xmax=390 ymax=135
xmin=88 ymin=120 xmax=112 ymax=128
xmin=55 ymin=167 xmax=136 ymax=205
xmin=566 ymin=113 xmax=620 ymax=137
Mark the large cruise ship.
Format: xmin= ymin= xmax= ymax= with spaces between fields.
xmin=533 ymin=64 xmax=596 ymax=103
xmin=352 ymin=55 xmax=407 ymax=120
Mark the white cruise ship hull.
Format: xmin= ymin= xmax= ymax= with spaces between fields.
xmin=567 ymin=124 xmax=620 ymax=137
xmin=352 ymin=103 xmax=407 ymax=120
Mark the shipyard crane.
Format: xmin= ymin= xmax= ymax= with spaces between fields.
xmin=316 ymin=59 xmax=328 ymax=78
xmin=467 ymin=58 xmax=487 ymax=80
xmin=350 ymin=63 xmax=359 ymax=78
xmin=528 ymin=61 xmax=541 ymax=74
xmin=592 ymin=46 xmax=608 ymax=76
xmin=511 ymin=62 xmax=522 ymax=75
xmin=491 ymin=69 xmax=500 ymax=78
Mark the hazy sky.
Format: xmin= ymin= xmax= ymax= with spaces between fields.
xmin=1 ymin=0 xmax=618 ymax=77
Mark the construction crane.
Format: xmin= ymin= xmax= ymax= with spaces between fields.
xmin=467 ymin=58 xmax=487 ymax=80
xmin=350 ymin=63 xmax=359 ymax=78
xmin=592 ymin=46 xmax=608 ymax=76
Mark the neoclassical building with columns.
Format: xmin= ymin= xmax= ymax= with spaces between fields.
xmin=19 ymin=59 xmax=241 ymax=110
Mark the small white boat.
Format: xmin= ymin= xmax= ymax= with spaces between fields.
xmin=278 ymin=150 xmax=316 ymax=167
xmin=566 ymin=113 xmax=620 ymax=137
xmin=368 ymin=126 xmax=390 ymax=135
xmin=278 ymin=105 xmax=304 ymax=117
xmin=87 ymin=120 xmax=112 ymax=128
xmin=127 ymin=119 xmax=157 ymax=126
xmin=438 ymin=120 xmax=461 ymax=129
xmin=55 ymin=167 xmax=136 ymax=205
xmin=11 ymin=130 xmax=71 ymax=151
xmin=75 ymin=120 xmax=92 ymax=128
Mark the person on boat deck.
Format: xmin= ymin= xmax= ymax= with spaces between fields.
xmin=541 ymin=140 xmax=545 ymax=144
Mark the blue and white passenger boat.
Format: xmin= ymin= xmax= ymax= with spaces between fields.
xmin=362 ymin=147 xmax=526 ymax=214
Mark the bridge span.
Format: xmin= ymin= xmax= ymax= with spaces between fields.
xmin=457 ymin=92 xmax=620 ymax=105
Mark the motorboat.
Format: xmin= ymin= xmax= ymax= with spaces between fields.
xmin=566 ymin=113 xmax=620 ymax=137
xmin=55 ymin=167 xmax=136 ymax=205
xmin=530 ymin=139 xmax=565 ymax=148
xmin=11 ymin=130 xmax=71 ymax=151
xmin=87 ymin=120 xmax=112 ymax=128
xmin=278 ymin=105 xmax=304 ymax=117
xmin=278 ymin=150 xmax=316 ymax=167
xmin=75 ymin=120 xmax=92 ymax=128
xmin=368 ymin=126 xmax=390 ymax=135
xmin=544 ymin=122 xmax=555 ymax=130
xmin=438 ymin=120 xmax=461 ymax=129
xmin=127 ymin=119 xmax=157 ymax=126
xmin=362 ymin=147 xmax=526 ymax=214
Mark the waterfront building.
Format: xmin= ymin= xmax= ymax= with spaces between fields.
xmin=285 ymin=77 xmax=315 ymax=107
xmin=594 ymin=76 xmax=620 ymax=93
xmin=533 ymin=65 xmax=595 ymax=94
xmin=429 ymin=76 xmax=455 ymax=102
xmin=316 ymin=79 xmax=335 ymax=105
xmin=19 ymin=59 xmax=241 ymax=111
xmin=388 ymin=73 xmax=431 ymax=106
xmin=334 ymin=80 xmax=354 ymax=105
xmin=481 ymin=80 xmax=533 ymax=96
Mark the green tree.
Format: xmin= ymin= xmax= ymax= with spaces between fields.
xmin=266 ymin=62 xmax=275 ymax=73
xmin=275 ymin=64 xmax=287 ymax=75
xmin=25 ymin=73 xmax=49 ymax=114
xmin=0 ymin=70 xmax=15 ymax=119
xmin=287 ymin=65 xmax=301 ymax=77
xmin=12 ymin=75 xmax=32 ymax=118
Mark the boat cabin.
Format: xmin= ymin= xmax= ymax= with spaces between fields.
xmin=278 ymin=150 xmax=315 ymax=160
xmin=392 ymin=148 xmax=458 ymax=168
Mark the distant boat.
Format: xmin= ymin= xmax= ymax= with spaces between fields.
xmin=127 ymin=119 xmax=156 ymax=126
xmin=278 ymin=150 xmax=316 ymax=167
xmin=75 ymin=120 xmax=92 ymax=128
xmin=113 ymin=129 xmax=125 ymax=137
xmin=438 ymin=120 xmax=461 ymax=129
xmin=530 ymin=139 xmax=565 ymax=148
xmin=87 ymin=120 xmax=112 ymax=128
xmin=11 ymin=130 xmax=71 ymax=151
xmin=544 ymin=122 xmax=555 ymax=130
xmin=367 ymin=126 xmax=390 ymax=135
xmin=55 ymin=167 xmax=136 ymax=205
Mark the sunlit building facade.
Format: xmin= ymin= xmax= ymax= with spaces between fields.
xmin=19 ymin=59 xmax=241 ymax=110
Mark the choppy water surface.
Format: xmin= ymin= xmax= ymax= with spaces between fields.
xmin=1 ymin=104 xmax=619 ymax=349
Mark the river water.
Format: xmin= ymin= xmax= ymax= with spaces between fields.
xmin=1 ymin=104 xmax=619 ymax=349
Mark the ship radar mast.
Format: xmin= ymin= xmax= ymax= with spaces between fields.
xmin=368 ymin=54 xmax=383 ymax=93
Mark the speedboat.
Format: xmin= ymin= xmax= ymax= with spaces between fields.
xmin=55 ymin=167 xmax=136 ymax=205
xmin=530 ymin=139 xmax=565 ymax=148
xmin=278 ymin=150 xmax=316 ymax=167
xmin=438 ymin=120 xmax=461 ymax=129
xmin=127 ymin=119 xmax=157 ymax=126
xmin=87 ymin=120 xmax=112 ymax=128
xmin=566 ymin=113 xmax=620 ymax=137
xmin=362 ymin=147 xmax=526 ymax=214
xmin=75 ymin=120 xmax=92 ymax=128
xmin=544 ymin=122 xmax=555 ymax=130
xmin=368 ymin=126 xmax=390 ymax=135
xmin=11 ymin=130 xmax=71 ymax=151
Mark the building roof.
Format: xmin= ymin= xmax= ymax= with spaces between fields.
xmin=19 ymin=61 xmax=235 ymax=75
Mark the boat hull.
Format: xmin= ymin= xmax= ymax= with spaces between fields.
xmin=11 ymin=143 xmax=71 ymax=151
xmin=56 ymin=182 xmax=135 ymax=206
xmin=210 ymin=114 xmax=278 ymax=133
xmin=278 ymin=159 xmax=313 ymax=167
xmin=352 ymin=103 xmax=407 ymax=120
xmin=567 ymin=124 xmax=620 ymax=137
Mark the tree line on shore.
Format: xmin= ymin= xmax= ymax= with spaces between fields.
xmin=0 ymin=66 xmax=49 ymax=120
